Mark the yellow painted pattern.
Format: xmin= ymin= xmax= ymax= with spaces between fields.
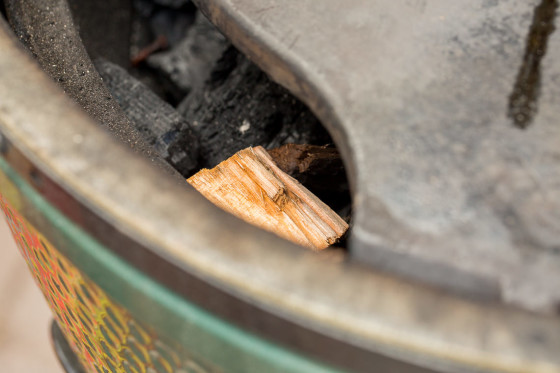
xmin=0 ymin=194 xmax=213 ymax=373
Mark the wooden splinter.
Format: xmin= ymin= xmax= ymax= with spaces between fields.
xmin=187 ymin=146 xmax=348 ymax=250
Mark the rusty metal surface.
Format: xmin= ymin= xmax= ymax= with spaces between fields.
xmin=193 ymin=0 xmax=560 ymax=313
xmin=1 ymin=3 xmax=560 ymax=373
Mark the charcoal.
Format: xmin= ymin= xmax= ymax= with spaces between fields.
xmin=149 ymin=6 xmax=195 ymax=47
xmin=130 ymin=0 xmax=199 ymax=103
xmin=96 ymin=59 xmax=199 ymax=176
xmin=146 ymin=12 xmax=228 ymax=97
xmin=178 ymin=47 xmax=333 ymax=168
xmin=132 ymin=0 xmax=196 ymax=48
xmin=132 ymin=0 xmax=156 ymax=17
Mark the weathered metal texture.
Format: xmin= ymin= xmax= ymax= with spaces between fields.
xmin=193 ymin=0 xmax=560 ymax=312
xmin=1 ymin=3 xmax=560 ymax=373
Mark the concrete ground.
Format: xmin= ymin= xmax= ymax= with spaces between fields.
xmin=0 ymin=216 xmax=62 ymax=372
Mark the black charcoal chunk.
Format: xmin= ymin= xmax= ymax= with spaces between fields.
xmin=178 ymin=47 xmax=332 ymax=168
xmin=130 ymin=0 xmax=199 ymax=103
xmin=147 ymin=12 xmax=228 ymax=96
xmin=149 ymin=6 xmax=195 ymax=46
xmin=96 ymin=59 xmax=199 ymax=176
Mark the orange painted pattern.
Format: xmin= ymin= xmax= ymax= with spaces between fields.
xmin=0 ymin=194 xmax=214 ymax=373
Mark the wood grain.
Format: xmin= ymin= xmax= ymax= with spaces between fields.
xmin=187 ymin=146 xmax=348 ymax=250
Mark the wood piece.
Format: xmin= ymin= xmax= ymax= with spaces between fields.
xmin=187 ymin=146 xmax=348 ymax=250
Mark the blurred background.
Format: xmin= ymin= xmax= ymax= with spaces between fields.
xmin=0 ymin=217 xmax=61 ymax=372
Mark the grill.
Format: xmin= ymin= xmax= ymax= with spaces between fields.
xmin=1 ymin=1 xmax=559 ymax=372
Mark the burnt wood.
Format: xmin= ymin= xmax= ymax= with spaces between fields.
xmin=96 ymin=59 xmax=200 ymax=176
xmin=178 ymin=47 xmax=332 ymax=168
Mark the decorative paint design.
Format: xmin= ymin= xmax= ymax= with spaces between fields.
xmin=0 ymin=194 xmax=213 ymax=373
